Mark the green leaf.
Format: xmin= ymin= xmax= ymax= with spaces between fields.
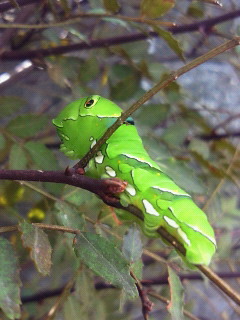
xmin=162 ymin=120 xmax=189 ymax=146
xmin=25 ymin=141 xmax=59 ymax=170
xmin=141 ymin=0 xmax=175 ymax=18
xmin=167 ymin=266 xmax=184 ymax=320
xmin=103 ymin=0 xmax=120 ymax=13
xmin=9 ymin=144 xmax=27 ymax=169
xmin=109 ymin=65 xmax=141 ymax=101
xmin=153 ymin=27 xmax=185 ymax=61
xmin=135 ymin=103 xmax=170 ymax=127
xmin=0 ymin=237 xmax=21 ymax=319
xmin=187 ymin=2 xmax=204 ymax=18
xmin=54 ymin=201 xmax=85 ymax=230
xmin=64 ymin=296 xmax=86 ymax=319
xmin=74 ymin=232 xmax=137 ymax=297
xmin=7 ymin=114 xmax=48 ymax=138
xmin=189 ymin=138 xmax=210 ymax=160
xmin=0 ymin=133 xmax=6 ymax=150
xmin=19 ymin=221 xmax=52 ymax=276
xmin=122 ymin=225 xmax=143 ymax=263
xmin=0 ymin=96 xmax=27 ymax=117
xmin=78 ymin=57 xmax=100 ymax=83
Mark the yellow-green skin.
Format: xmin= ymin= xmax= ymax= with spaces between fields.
xmin=53 ymin=95 xmax=216 ymax=265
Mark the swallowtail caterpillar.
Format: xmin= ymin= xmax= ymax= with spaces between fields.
xmin=53 ymin=95 xmax=216 ymax=265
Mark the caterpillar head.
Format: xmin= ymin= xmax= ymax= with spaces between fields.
xmin=52 ymin=95 xmax=122 ymax=159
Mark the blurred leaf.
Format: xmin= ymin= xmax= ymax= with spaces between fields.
xmin=3 ymin=182 xmax=25 ymax=206
xmin=0 ymin=96 xmax=27 ymax=117
xmin=102 ymin=17 xmax=131 ymax=29
xmin=64 ymin=268 xmax=107 ymax=320
xmin=7 ymin=114 xmax=48 ymax=138
xmin=64 ymin=295 xmax=86 ymax=320
xmin=135 ymin=103 xmax=170 ymax=127
xmin=19 ymin=221 xmax=52 ymax=276
xmin=43 ymin=29 xmax=62 ymax=44
xmin=62 ymin=185 xmax=91 ymax=206
xmin=148 ymin=63 xmax=167 ymax=82
xmin=9 ymin=144 xmax=27 ymax=169
xmin=189 ymin=138 xmax=210 ymax=160
xmin=0 ymin=237 xmax=21 ymax=319
xmin=141 ymin=0 xmax=175 ymax=18
xmin=54 ymin=201 xmax=85 ymax=230
xmin=122 ymin=225 xmax=143 ymax=263
xmin=167 ymin=266 xmax=184 ymax=320
xmin=67 ymin=27 xmax=89 ymax=42
xmin=109 ymin=65 xmax=141 ymax=101
xmin=25 ymin=141 xmax=59 ymax=170
xmin=153 ymin=27 xmax=185 ymax=61
xmin=103 ymin=0 xmax=120 ymax=13
xmin=162 ymin=120 xmax=189 ymax=146
xmin=74 ymin=232 xmax=137 ymax=297
xmin=0 ymin=133 xmax=6 ymax=150
xmin=200 ymin=0 xmax=222 ymax=5
xmin=157 ymin=158 xmax=205 ymax=194
xmin=121 ymin=41 xmax=149 ymax=60
xmin=78 ymin=57 xmax=100 ymax=82
xmin=27 ymin=207 xmax=46 ymax=223
xmin=110 ymin=64 xmax=133 ymax=80
xmin=59 ymin=0 xmax=71 ymax=14
xmin=187 ymin=2 xmax=204 ymax=18
xmin=9 ymin=0 xmax=20 ymax=9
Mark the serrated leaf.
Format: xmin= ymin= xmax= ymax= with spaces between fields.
xmin=0 ymin=96 xmax=27 ymax=117
xmin=153 ymin=26 xmax=185 ymax=61
xmin=7 ymin=114 xmax=48 ymax=138
xmin=141 ymin=0 xmax=175 ymax=18
xmin=103 ymin=0 xmax=120 ymax=13
xmin=19 ymin=221 xmax=52 ymax=276
xmin=122 ymin=225 xmax=143 ymax=263
xmin=74 ymin=232 xmax=137 ymax=297
xmin=9 ymin=144 xmax=27 ymax=169
xmin=0 ymin=237 xmax=21 ymax=319
xmin=25 ymin=141 xmax=59 ymax=170
xmin=54 ymin=201 xmax=85 ymax=230
xmin=167 ymin=266 xmax=184 ymax=320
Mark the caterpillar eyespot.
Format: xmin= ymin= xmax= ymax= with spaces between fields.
xmin=84 ymin=96 xmax=99 ymax=108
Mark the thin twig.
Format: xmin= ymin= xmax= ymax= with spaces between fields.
xmin=1 ymin=12 xmax=240 ymax=61
xmin=148 ymin=291 xmax=200 ymax=320
xmin=76 ymin=37 xmax=240 ymax=169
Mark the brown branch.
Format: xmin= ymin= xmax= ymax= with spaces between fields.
xmin=1 ymin=10 xmax=240 ymax=61
xmin=21 ymin=270 xmax=240 ymax=303
xmin=198 ymin=131 xmax=240 ymax=141
xmin=1 ymin=167 xmax=240 ymax=305
xmin=0 ymin=169 xmax=127 ymax=206
xmin=130 ymin=271 xmax=153 ymax=320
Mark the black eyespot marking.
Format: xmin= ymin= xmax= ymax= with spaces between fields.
xmin=85 ymin=99 xmax=95 ymax=108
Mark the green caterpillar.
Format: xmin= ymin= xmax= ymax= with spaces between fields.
xmin=53 ymin=95 xmax=216 ymax=265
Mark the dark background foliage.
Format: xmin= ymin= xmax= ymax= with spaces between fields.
xmin=0 ymin=0 xmax=240 ymax=319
